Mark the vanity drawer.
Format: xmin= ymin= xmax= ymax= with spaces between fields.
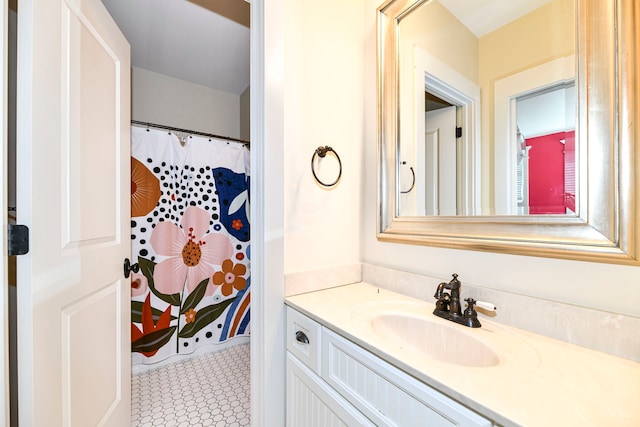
xmin=321 ymin=328 xmax=492 ymax=427
xmin=287 ymin=306 xmax=322 ymax=374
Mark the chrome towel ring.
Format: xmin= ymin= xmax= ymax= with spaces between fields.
xmin=311 ymin=146 xmax=342 ymax=188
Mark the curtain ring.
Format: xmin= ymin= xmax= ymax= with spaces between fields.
xmin=311 ymin=146 xmax=342 ymax=188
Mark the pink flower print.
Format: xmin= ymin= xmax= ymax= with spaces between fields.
xmin=150 ymin=206 xmax=233 ymax=294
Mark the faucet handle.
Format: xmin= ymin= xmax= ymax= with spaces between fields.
xmin=475 ymin=301 xmax=497 ymax=312
xmin=464 ymin=298 xmax=477 ymax=312
xmin=462 ymin=298 xmax=481 ymax=328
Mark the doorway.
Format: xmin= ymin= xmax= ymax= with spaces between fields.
xmin=9 ymin=1 xmax=255 ymax=425
xmin=102 ymin=0 xmax=252 ymax=424
xmin=515 ymin=82 xmax=576 ymax=215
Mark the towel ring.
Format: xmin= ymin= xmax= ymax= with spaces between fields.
xmin=311 ymin=146 xmax=342 ymax=188
xmin=400 ymin=162 xmax=415 ymax=194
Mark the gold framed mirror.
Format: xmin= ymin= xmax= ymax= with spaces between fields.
xmin=377 ymin=0 xmax=639 ymax=264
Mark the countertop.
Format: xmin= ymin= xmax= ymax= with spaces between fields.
xmin=285 ymin=282 xmax=640 ymax=427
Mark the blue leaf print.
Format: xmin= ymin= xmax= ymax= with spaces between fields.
xmin=213 ymin=168 xmax=250 ymax=242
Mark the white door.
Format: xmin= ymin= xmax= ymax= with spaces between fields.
xmin=16 ymin=0 xmax=130 ymax=425
xmin=424 ymin=106 xmax=457 ymax=215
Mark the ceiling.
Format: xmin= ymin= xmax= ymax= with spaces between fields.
xmin=100 ymin=0 xmax=547 ymax=95
xmin=101 ymin=0 xmax=250 ymax=95
xmin=438 ymin=0 xmax=553 ymax=37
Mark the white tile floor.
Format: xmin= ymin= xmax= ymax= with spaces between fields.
xmin=132 ymin=343 xmax=251 ymax=427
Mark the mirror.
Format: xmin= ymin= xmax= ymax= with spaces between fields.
xmin=377 ymin=0 xmax=639 ymax=264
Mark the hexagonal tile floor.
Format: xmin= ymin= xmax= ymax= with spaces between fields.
xmin=132 ymin=343 xmax=250 ymax=426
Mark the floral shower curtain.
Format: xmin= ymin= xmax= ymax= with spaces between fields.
xmin=130 ymin=126 xmax=251 ymax=365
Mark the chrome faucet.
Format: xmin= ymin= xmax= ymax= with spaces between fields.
xmin=433 ymin=274 xmax=495 ymax=328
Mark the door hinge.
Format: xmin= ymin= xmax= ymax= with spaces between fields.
xmin=456 ymin=127 xmax=462 ymax=138
xmin=8 ymin=224 xmax=29 ymax=256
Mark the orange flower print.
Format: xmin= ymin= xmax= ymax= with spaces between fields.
xmin=131 ymin=294 xmax=172 ymax=357
xmin=232 ymin=219 xmax=243 ymax=231
xmin=131 ymin=157 xmax=161 ymax=217
xmin=185 ymin=308 xmax=197 ymax=324
xmin=212 ymin=259 xmax=247 ymax=297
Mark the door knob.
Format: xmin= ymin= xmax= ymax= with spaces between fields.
xmin=123 ymin=258 xmax=140 ymax=279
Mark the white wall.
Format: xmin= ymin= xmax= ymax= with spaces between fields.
xmin=283 ymin=0 xmax=365 ymax=274
xmin=362 ymin=0 xmax=640 ymax=317
xmin=258 ymin=3 xmax=366 ymax=421
xmin=131 ymin=67 xmax=240 ymax=138
xmin=240 ymin=85 xmax=250 ymax=141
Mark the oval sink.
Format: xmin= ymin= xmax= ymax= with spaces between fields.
xmin=371 ymin=312 xmax=500 ymax=367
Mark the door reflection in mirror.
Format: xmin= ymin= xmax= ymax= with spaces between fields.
xmin=424 ymin=94 xmax=457 ymax=216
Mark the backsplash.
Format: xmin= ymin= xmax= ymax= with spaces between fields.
xmin=284 ymin=263 xmax=362 ymax=296
xmin=285 ymin=263 xmax=640 ymax=362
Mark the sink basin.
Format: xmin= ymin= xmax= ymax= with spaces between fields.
xmin=371 ymin=312 xmax=500 ymax=367
xmin=350 ymin=299 xmax=540 ymax=371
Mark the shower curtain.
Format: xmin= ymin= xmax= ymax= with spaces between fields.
xmin=130 ymin=126 xmax=250 ymax=365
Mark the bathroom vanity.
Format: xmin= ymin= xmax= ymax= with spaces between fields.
xmin=285 ymin=283 xmax=640 ymax=426
xmin=286 ymin=306 xmax=492 ymax=426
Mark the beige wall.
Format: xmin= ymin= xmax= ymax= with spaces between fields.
xmin=282 ymin=0 xmax=364 ymax=274
xmin=131 ymin=67 xmax=241 ymax=138
xmin=401 ymin=0 xmax=478 ymax=84
xmin=362 ymin=0 xmax=640 ymax=317
xmin=479 ymin=0 xmax=574 ymax=80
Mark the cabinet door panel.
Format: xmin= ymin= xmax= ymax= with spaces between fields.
xmin=287 ymin=353 xmax=375 ymax=427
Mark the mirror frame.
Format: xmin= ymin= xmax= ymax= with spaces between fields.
xmin=377 ymin=0 xmax=639 ymax=265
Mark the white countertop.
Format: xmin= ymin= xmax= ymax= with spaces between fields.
xmin=285 ymin=282 xmax=640 ymax=427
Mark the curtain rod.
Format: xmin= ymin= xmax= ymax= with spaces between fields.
xmin=131 ymin=120 xmax=250 ymax=146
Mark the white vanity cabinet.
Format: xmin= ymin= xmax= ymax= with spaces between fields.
xmin=286 ymin=306 xmax=494 ymax=427
xmin=286 ymin=307 xmax=375 ymax=426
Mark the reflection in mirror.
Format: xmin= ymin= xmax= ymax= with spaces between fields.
xmin=396 ymin=0 xmax=576 ymax=216
xmin=378 ymin=0 xmax=639 ymax=264
xmin=515 ymin=82 xmax=576 ymax=215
